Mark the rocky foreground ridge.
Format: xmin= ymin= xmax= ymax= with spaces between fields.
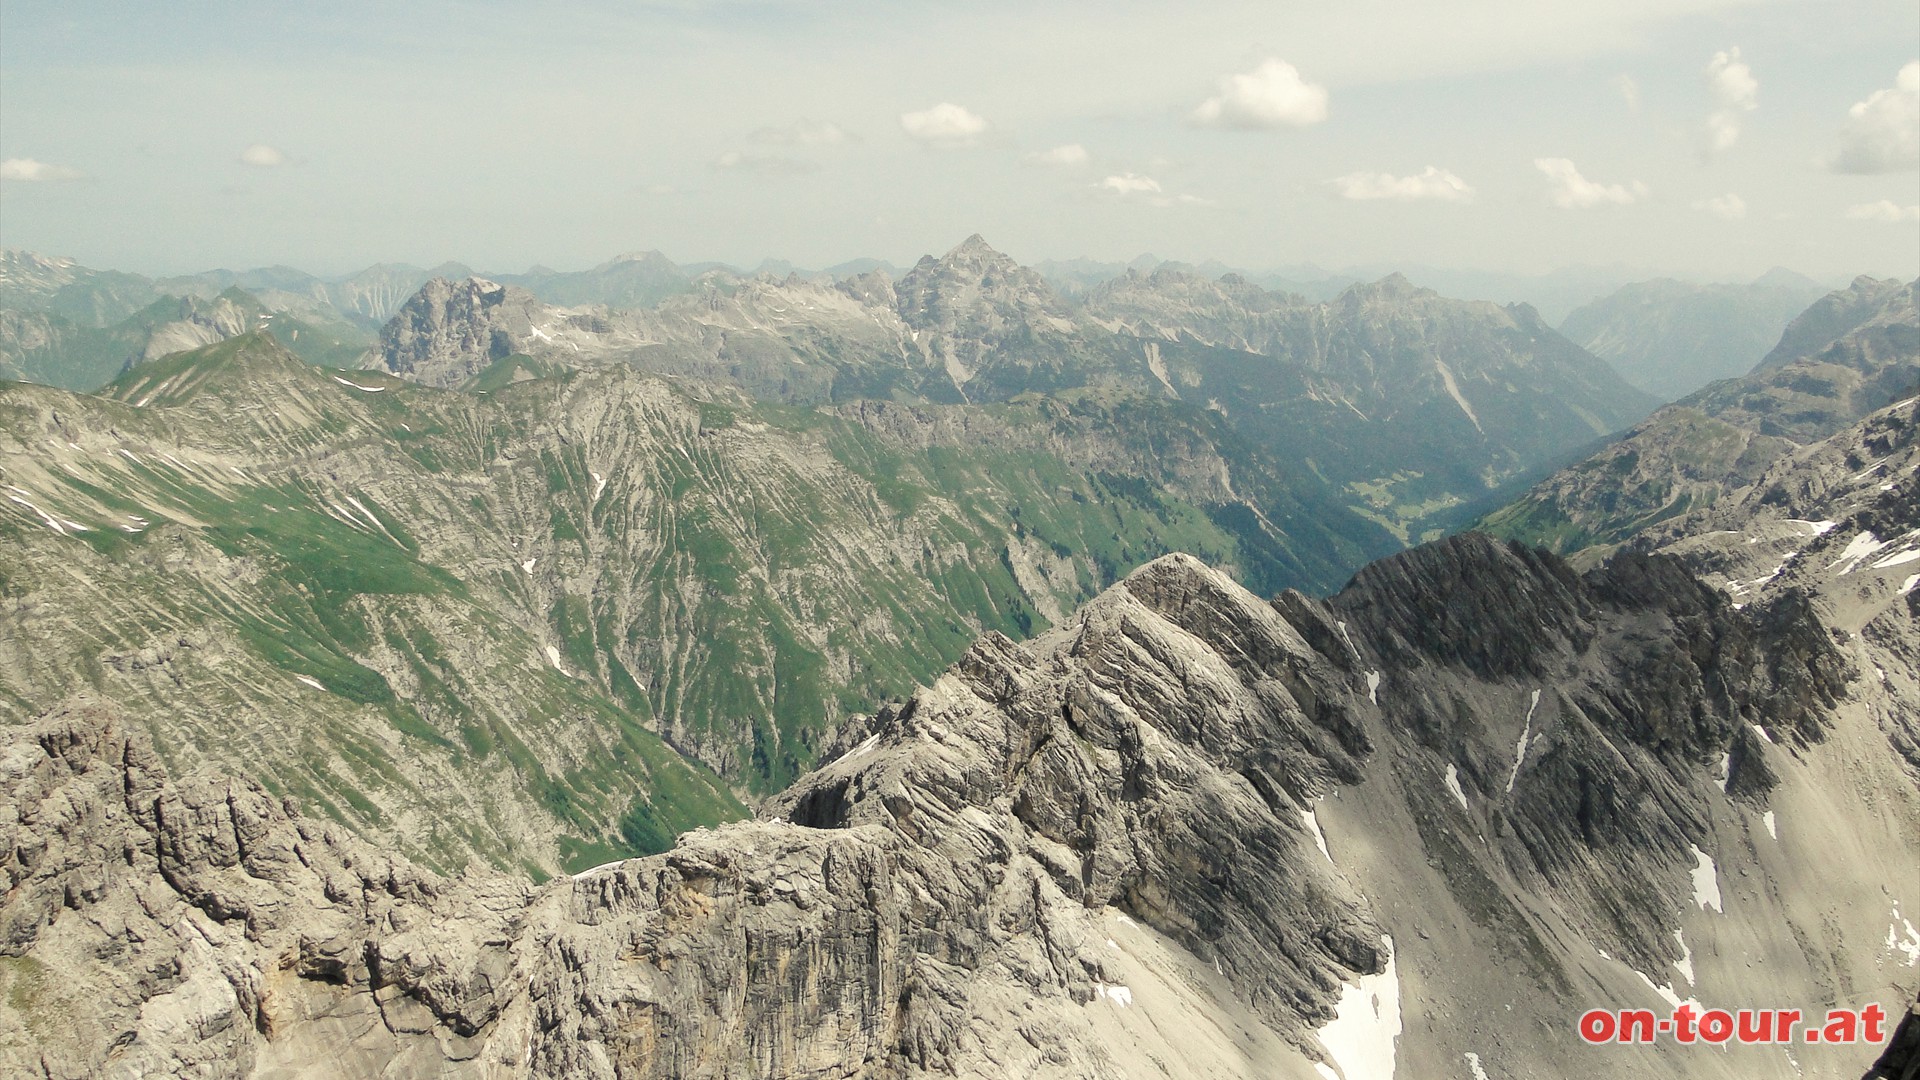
xmin=6 ymin=466 xmax=1917 ymax=1078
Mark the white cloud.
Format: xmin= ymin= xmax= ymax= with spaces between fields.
xmin=1094 ymin=173 xmax=1208 ymax=207
xmin=1828 ymin=61 xmax=1919 ymax=173
xmin=1535 ymin=158 xmax=1647 ymax=208
xmin=1028 ymin=143 xmax=1090 ymax=167
xmin=1331 ymin=166 xmax=1474 ymax=202
xmin=750 ymin=119 xmax=854 ymax=147
xmin=900 ymin=103 xmax=988 ymax=146
xmin=1099 ymin=173 xmax=1162 ymax=196
xmin=1693 ymin=193 xmax=1746 ymax=219
xmin=710 ymin=151 xmax=817 ymax=175
xmin=1192 ymin=59 xmax=1328 ymax=129
xmin=0 ymin=158 xmax=84 ymax=182
xmin=1702 ymin=47 xmax=1758 ymax=155
xmin=1845 ymin=200 xmax=1920 ymax=223
xmin=1614 ymin=74 xmax=1640 ymax=112
xmin=239 ymin=144 xmax=286 ymax=167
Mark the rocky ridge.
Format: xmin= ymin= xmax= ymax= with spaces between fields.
xmin=5 ymin=493 xmax=1915 ymax=1076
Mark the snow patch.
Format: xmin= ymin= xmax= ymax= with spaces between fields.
xmin=1716 ymin=751 xmax=1732 ymax=794
xmin=1302 ymin=807 xmax=1333 ymax=863
xmin=1672 ymin=929 xmax=1696 ymax=987
xmin=1762 ymin=810 xmax=1777 ymax=840
xmin=1094 ymin=982 xmax=1133 ymax=1007
xmin=1464 ymin=1051 xmax=1492 ymax=1080
xmin=1890 ymin=904 xmax=1920 ymax=966
xmin=7 ymin=494 xmax=65 ymax=534
xmin=1506 ymin=689 xmax=1540 ymax=794
xmin=1828 ymin=530 xmax=1887 ymax=575
xmin=331 ymin=375 xmax=385 ymax=392
xmin=295 ymin=675 xmax=325 ymax=692
xmin=1364 ymin=670 xmax=1380 ymax=705
xmin=545 ymin=645 xmax=565 ymax=673
xmin=1444 ymin=764 xmax=1470 ymax=812
xmin=1689 ymin=844 xmax=1723 ymax=913
xmin=845 ymin=733 xmax=880 ymax=761
xmin=1335 ymin=619 xmax=1358 ymax=658
xmin=521 ymin=557 xmax=537 ymax=573
xmin=1871 ymin=548 xmax=1920 ymax=569
xmin=571 ymin=860 xmax=625 ymax=880
xmin=1788 ymin=519 xmax=1838 ymax=536
xmin=591 ymin=471 xmax=607 ymax=501
xmin=1315 ymin=935 xmax=1401 ymax=1080
xmin=1751 ymin=723 xmax=1773 ymax=745
xmin=1636 ymin=970 xmax=1694 ymax=1011
xmin=1903 ymin=574 xmax=1920 ymax=597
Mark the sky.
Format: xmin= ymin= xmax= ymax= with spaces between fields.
xmin=1 ymin=0 xmax=1916 ymax=283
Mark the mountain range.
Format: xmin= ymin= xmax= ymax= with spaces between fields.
xmin=2 ymin=242 xmax=1915 ymax=1076
xmin=4 ymin=383 xmax=1914 ymax=1077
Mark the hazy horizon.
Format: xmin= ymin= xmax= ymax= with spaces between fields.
xmin=2 ymin=1 xmax=1916 ymax=283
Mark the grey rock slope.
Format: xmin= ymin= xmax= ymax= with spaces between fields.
xmin=1759 ymin=275 xmax=1914 ymax=371
xmin=6 ymin=478 xmax=1915 ymax=1078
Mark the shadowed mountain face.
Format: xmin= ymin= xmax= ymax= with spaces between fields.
xmin=1482 ymin=278 xmax=1919 ymax=558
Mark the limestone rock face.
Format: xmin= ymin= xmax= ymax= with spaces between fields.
xmin=380 ymin=276 xmax=549 ymax=387
xmin=7 ymin=510 xmax=1916 ymax=1078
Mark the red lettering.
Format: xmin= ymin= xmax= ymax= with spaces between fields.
xmin=1699 ymin=1009 xmax=1734 ymax=1044
xmin=1618 ymin=1009 xmax=1656 ymax=1044
xmin=1579 ymin=1009 xmax=1616 ymax=1044
xmin=1864 ymin=1003 xmax=1887 ymax=1045
xmin=1673 ymin=1004 xmax=1698 ymax=1044
xmin=1775 ymin=1009 xmax=1802 ymax=1043
xmin=1823 ymin=1010 xmax=1858 ymax=1044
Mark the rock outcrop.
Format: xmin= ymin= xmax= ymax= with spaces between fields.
xmin=380 ymin=276 xmax=550 ymax=387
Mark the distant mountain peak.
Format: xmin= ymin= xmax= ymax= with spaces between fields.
xmin=598 ymin=250 xmax=675 ymax=269
xmin=945 ymin=234 xmax=1007 ymax=261
xmin=1337 ymin=272 xmax=1432 ymax=304
xmin=1752 ymin=266 xmax=1823 ymax=291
